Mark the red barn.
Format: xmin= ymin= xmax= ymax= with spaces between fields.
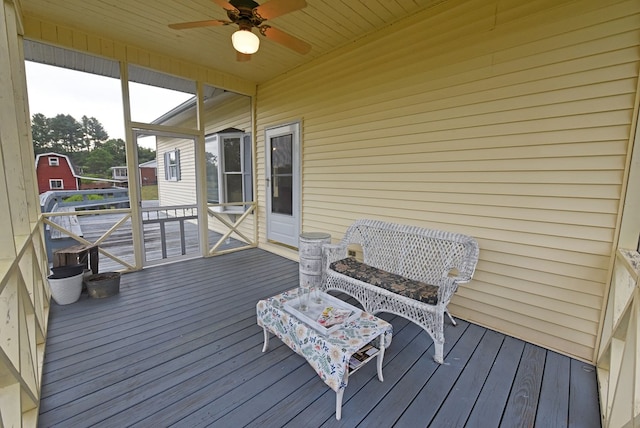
xmin=138 ymin=159 xmax=157 ymax=186
xmin=35 ymin=153 xmax=80 ymax=194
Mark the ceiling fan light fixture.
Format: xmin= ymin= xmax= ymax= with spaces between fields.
xmin=231 ymin=29 xmax=260 ymax=54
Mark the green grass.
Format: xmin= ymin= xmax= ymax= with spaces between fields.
xmin=64 ymin=194 xmax=104 ymax=202
xmin=141 ymin=184 xmax=158 ymax=200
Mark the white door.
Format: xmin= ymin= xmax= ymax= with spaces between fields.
xmin=265 ymin=122 xmax=300 ymax=247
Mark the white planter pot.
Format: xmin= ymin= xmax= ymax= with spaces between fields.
xmin=48 ymin=272 xmax=83 ymax=305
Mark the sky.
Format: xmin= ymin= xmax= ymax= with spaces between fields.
xmin=25 ymin=62 xmax=194 ymax=147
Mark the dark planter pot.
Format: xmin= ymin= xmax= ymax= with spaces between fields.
xmin=50 ymin=264 xmax=85 ymax=279
xmin=85 ymin=272 xmax=121 ymax=298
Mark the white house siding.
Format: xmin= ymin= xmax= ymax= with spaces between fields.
xmin=202 ymin=93 xmax=255 ymax=240
xmin=157 ymin=138 xmax=197 ymax=207
xmin=202 ymin=92 xmax=251 ymax=135
xmin=255 ymin=0 xmax=640 ymax=362
xmin=154 ymin=94 xmax=255 ymax=241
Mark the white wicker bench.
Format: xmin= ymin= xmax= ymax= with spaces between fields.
xmin=321 ymin=219 xmax=479 ymax=363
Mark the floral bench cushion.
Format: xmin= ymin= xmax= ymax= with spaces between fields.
xmin=329 ymin=258 xmax=439 ymax=305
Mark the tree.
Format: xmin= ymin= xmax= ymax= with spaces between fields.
xmin=81 ymin=115 xmax=109 ymax=149
xmin=31 ymin=113 xmax=157 ymax=178
xmin=101 ymin=139 xmax=126 ymax=165
xmin=84 ymin=147 xmax=114 ymax=176
xmin=138 ymin=146 xmax=156 ymax=164
xmin=31 ymin=113 xmax=110 ymax=155
xmin=31 ymin=113 xmax=52 ymax=154
xmin=49 ymin=114 xmax=83 ymax=153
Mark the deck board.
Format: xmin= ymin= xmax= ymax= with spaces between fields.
xmin=465 ymin=336 xmax=526 ymax=428
xmin=429 ymin=330 xmax=505 ymax=427
xmin=38 ymin=248 xmax=602 ymax=427
xmin=391 ymin=324 xmax=487 ymax=427
xmin=501 ymin=343 xmax=547 ymax=427
xmin=569 ymin=358 xmax=602 ymax=427
xmin=536 ymin=351 xmax=570 ymax=428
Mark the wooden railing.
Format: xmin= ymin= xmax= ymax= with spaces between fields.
xmin=40 ymin=201 xmax=258 ymax=271
xmin=206 ymin=202 xmax=257 ymax=255
xmin=42 ymin=208 xmax=136 ymax=271
xmin=0 ymin=221 xmax=50 ymax=426
xmin=597 ymin=249 xmax=640 ymax=427
xmin=41 ymin=189 xmax=133 ymax=269
xmin=141 ymin=204 xmax=198 ymax=260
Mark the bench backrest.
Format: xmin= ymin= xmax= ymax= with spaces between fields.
xmin=341 ymin=219 xmax=479 ymax=285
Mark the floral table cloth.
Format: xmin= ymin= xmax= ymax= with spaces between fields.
xmin=256 ymin=288 xmax=393 ymax=392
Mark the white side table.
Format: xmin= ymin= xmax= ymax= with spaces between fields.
xmin=299 ymin=232 xmax=331 ymax=287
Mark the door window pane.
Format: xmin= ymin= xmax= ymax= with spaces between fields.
xmin=271 ymin=135 xmax=293 ymax=215
xmin=272 ymin=136 xmax=293 ymax=173
xmin=272 ymin=175 xmax=292 ymax=215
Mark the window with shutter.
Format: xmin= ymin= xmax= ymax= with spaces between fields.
xmin=164 ymin=149 xmax=181 ymax=181
xmin=205 ymin=131 xmax=252 ymax=212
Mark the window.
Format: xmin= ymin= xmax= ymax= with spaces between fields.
xmin=49 ymin=179 xmax=63 ymax=189
xmin=164 ymin=149 xmax=180 ymax=181
xmin=48 ymin=157 xmax=59 ymax=166
xmin=205 ymin=131 xmax=252 ymax=212
xmin=113 ymin=167 xmax=127 ymax=177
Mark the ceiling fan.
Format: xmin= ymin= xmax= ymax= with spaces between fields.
xmin=169 ymin=0 xmax=311 ymax=61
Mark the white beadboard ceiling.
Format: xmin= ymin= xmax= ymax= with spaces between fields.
xmin=20 ymin=0 xmax=444 ymax=84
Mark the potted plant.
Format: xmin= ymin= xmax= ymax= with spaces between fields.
xmin=48 ymin=264 xmax=85 ymax=305
xmin=85 ymin=272 xmax=121 ymax=298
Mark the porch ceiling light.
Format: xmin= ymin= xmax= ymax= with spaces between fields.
xmin=231 ymin=29 xmax=260 ymax=54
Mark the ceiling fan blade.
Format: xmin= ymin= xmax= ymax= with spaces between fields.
xmin=168 ymin=19 xmax=229 ymax=30
xmin=210 ymin=0 xmax=239 ymax=12
xmin=261 ymin=25 xmax=311 ymax=54
xmin=254 ymin=0 xmax=307 ymax=20
xmin=237 ymin=52 xmax=252 ymax=62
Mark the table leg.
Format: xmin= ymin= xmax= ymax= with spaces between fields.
xmin=336 ymin=388 xmax=344 ymax=420
xmin=377 ymin=335 xmax=386 ymax=382
xmin=262 ymin=327 xmax=270 ymax=352
xmin=335 ymin=365 xmax=350 ymax=420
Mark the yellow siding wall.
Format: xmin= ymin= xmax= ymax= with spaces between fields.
xmin=255 ymin=0 xmax=640 ymax=362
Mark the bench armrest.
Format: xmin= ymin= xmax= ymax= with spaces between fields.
xmin=438 ymin=264 xmax=471 ymax=305
xmin=437 ymin=276 xmax=459 ymax=305
xmin=322 ymin=243 xmax=348 ymax=273
xmin=449 ymin=273 xmax=473 ymax=286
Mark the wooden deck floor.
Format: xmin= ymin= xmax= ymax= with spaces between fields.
xmin=38 ymin=249 xmax=601 ymax=427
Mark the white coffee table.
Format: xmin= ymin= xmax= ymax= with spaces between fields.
xmin=256 ymin=288 xmax=393 ymax=420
